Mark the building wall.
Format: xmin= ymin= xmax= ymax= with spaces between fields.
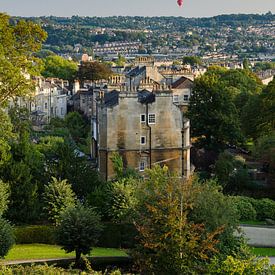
xmin=98 ymin=91 xmax=190 ymax=180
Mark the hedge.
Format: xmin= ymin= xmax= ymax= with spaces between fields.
xmin=14 ymin=223 xmax=137 ymax=248
xmin=14 ymin=225 xmax=57 ymax=245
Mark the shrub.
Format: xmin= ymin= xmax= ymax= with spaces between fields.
xmin=0 ymin=180 xmax=9 ymax=216
xmin=231 ymin=196 xmax=257 ymax=221
xmin=207 ymin=256 xmax=275 ymax=274
xmin=251 ymin=198 xmax=275 ymax=221
xmin=0 ymin=217 xmax=14 ymax=258
xmin=14 ymin=225 xmax=56 ymax=244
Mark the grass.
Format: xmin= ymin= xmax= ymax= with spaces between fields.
xmin=240 ymin=220 xmax=267 ymax=226
xmin=1 ymin=244 xmax=128 ymax=261
xmin=251 ymin=247 xmax=275 ymax=257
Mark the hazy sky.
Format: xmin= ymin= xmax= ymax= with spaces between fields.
xmin=1 ymin=0 xmax=274 ymax=17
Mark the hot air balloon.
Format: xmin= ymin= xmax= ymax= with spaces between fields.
xmin=177 ymin=0 xmax=183 ymax=7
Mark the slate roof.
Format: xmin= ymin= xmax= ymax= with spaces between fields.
xmin=172 ymin=76 xmax=194 ymax=89
xmin=104 ymin=90 xmax=119 ymax=107
xmin=138 ymin=90 xmax=156 ymax=104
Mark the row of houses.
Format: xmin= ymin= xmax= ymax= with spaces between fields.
xmin=9 ymin=57 xmax=194 ymax=180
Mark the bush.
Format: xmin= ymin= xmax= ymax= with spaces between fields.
xmin=207 ymin=256 xmax=275 ymax=274
xmin=231 ymin=196 xmax=257 ymax=221
xmin=14 ymin=225 xmax=56 ymax=244
xmin=98 ymin=223 xmax=137 ymax=248
xmin=0 ymin=217 xmax=14 ymax=258
xmin=251 ymin=198 xmax=275 ymax=221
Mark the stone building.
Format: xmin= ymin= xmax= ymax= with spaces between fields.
xmin=93 ymin=89 xmax=191 ymax=180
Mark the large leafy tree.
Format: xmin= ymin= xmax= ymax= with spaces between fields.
xmin=42 ymin=55 xmax=78 ymax=82
xmin=77 ymin=61 xmax=112 ymax=86
xmin=187 ymin=73 xmax=243 ymax=151
xmin=0 ymin=13 xmax=47 ymax=106
xmin=133 ymin=166 xmax=223 ymax=274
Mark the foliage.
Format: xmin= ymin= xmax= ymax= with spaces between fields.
xmin=8 ymin=107 xmax=31 ymax=136
xmin=14 ymin=225 xmax=56 ymax=244
xmin=77 ymin=61 xmax=112 ymax=84
xmin=251 ymin=198 xmax=275 ymax=221
xmin=0 ymin=110 xmax=14 ymax=165
xmin=231 ymin=196 xmax=257 ymax=221
xmin=0 ymin=264 xmax=125 ymax=275
xmin=207 ymin=255 xmax=275 ymax=275
xmin=65 ymin=111 xmax=89 ymax=142
xmin=0 ymin=180 xmax=9 ymax=217
xmin=133 ymin=166 xmax=223 ymax=274
xmin=0 ymin=132 xmax=45 ymax=223
xmin=214 ymin=151 xmax=251 ymax=193
xmin=0 ymin=217 xmax=14 ymax=258
xmin=189 ymin=179 xmax=245 ymax=258
xmin=43 ymin=177 xmax=76 ymax=225
xmin=182 ymin=56 xmax=202 ymax=66
xmin=57 ymin=204 xmax=103 ymax=265
xmin=0 ymin=13 xmax=47 ymax=106
xmin=110 ymin=152 xmax=124 ymax=179
xmin=110 ymin=177 xmax=139 ymax=223
xmin=37 ymin=136 xmax=100 ymax=201
xmin=42 ymin=55 xmax=78 ymax=81
xmin=187 ymin=72 xmax=243 ymax=151
xmin=253 ymin=131 xmax=275 ymax=176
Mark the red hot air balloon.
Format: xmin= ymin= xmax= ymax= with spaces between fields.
xmin=177 ymin=0 xmax=183 ymax=7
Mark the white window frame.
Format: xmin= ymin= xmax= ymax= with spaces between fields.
xmin=139 ymin=161 xmax=146 ymax=171
xmin=148 ymin=113 xmax=156 ymax=124
xmin=140 ymin=136 xmax=146 ymax=145
xmin=140 ymin=114 xmax=146 ymax=123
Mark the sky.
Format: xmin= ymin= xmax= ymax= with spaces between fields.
xmin=0 ymin=0 xmax=274 ymax=18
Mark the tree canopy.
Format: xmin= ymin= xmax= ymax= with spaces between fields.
xmin=0 ymin=13 xmax=47 ymax=106
xmin=42 ymin=55 xmax=78 ymax=82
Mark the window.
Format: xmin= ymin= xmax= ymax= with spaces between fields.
xmin=44 ymin=102 xmax=48 ymax=109
xmin=61 ymin=107 xmax=64 ymax=115
xmin=148 ymin=113 xmax=156 ymax=124
xmin=140 ymin=114 xmax=146 ymax=123
xmin=184 ymin=95 xmax=189 ymax=101
xmin=140 ymin=136 xmax=146 ymax=145
xmin=139 ymin=161 xmax=146 ymax=171
xmin=173 ymin=95 xmax=179 ymax=103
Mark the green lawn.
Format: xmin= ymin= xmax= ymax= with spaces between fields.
xmin=1 ymin=244 xmax=127 ymax=261
xmin=240 ymin=220 xmax=267 ymax=226
xmin=251 ymin=247 xmax=275 ymax=257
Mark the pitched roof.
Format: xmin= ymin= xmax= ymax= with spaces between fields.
xmin=172 ymin=76 xmax=194 ymax=89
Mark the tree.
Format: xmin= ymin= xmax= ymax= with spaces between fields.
xmin=253 ymin=131 xmax=275 ymax=179
xmin=187 ymin=73 xmax=243 ymax=151
xmin=0 ymin=217 xmax=14 ymax=258
xmin=189 ymin=179 xmax=247 ymax=258
xmin=258 ymin=79 xmax=275 ymax=136
xmin=77 ymin=61 xmax=112 ymax=85
xmin=0 ymin=13 xmax=47 ymax=106
xmin=42 ymin=55 xmax=78 ymax=82
xmin=133 ymin=166 xmax=222 ymax=274
xmin=43 ymin=177 xmax=76 ymax=225
xmin=214 ymin=152 xmax=251 ymax=193
xmin=0 ymin=110 xmax=14 ymax=165
xmin=182 ymin=56 xmax=202 ymax=66
xmin=0 ymin=181 xmax=9 ymax=217
xmin=64 ymin=112 xmax=89 ymax=142
xmin=0 ymin=131 xmax=45 ymax=223
xmin=57 ymin=204 xmax=103 ymax=266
